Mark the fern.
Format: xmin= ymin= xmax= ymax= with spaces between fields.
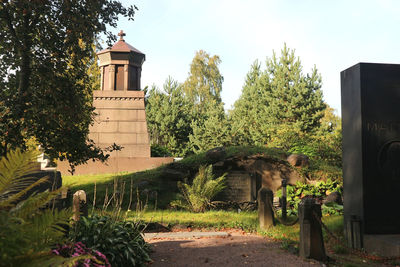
xmin=0 ymin=148 xmax=72 ymax=267
xmin=171 ymin=165 xmax=226 ymax=212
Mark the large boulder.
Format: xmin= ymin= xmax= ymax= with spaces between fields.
xmin=287 ymin=154 xmax=309 ymax=168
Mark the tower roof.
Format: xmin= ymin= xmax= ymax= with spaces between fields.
xmin=97 ymin=30 xmax=144 ymax=56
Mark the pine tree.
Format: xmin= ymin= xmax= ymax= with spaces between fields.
xmin=146 ymin=78 xmax=193 ymax=156
xmin=230 ymin=60 xmax=270 ymax=145
xmin=189 ymin=99 xmax=230 ymax=153
xmin=230 ymin=44 xmax=326 ymax=150
xmin=265 ymin=44 xmax=326 ymax=133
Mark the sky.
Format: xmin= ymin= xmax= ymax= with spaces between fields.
xmin=112 ymin=0 xmax=400 ymax=115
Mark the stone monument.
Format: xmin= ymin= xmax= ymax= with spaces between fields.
xmin=341 ymin=63 xmax=400 ymax=256
xmin=91 ymin=30 xmax=150 ymax=157
xmin=57 ymin=31 xmax=173 ymax=175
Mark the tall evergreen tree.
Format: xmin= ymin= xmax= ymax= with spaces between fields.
xmin=146 ymin=78 xmax=193 ymax=156
xmin=265 ymin=44 xmax=325 ymax=133
xmin=230 ymin=44 xmax=326 ymax=150
xmin=189 ymin=99 xmax=230 ymax=153
xmin=230 ymin=61 xmax=270 ymax=145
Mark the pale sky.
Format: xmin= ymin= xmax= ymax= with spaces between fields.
xmin=112 ymin=0 xmax=400 ymax=115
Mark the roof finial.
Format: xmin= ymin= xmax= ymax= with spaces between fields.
xmin=118 ymin=30 xmax=126 ymax=41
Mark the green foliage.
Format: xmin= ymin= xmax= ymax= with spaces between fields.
xmin=146 ymin=78 xmax=193 ymax=156
xmin=183 ymin=50 xmax=224 ymax=106
xmin=229 ymin=60 xmax=270 ymax=146
xmin=146 ymin=51 xmax=229 ymax=155
xmin=230 ymin=44 xmax=327 ymax=156
xmin=0 ymin=148 xmax=73 ymax=267
xmin=71 ymin=215 xmax=151 ymax=266
xmin=189 ymin=99 xmax=231 ymax=153
xmin=184 ymin=51 xmax=230 ymax=153
xmin=0 ymin=1 xmax=136 ymax=166
xmin=276 ymin=180 xmax=343 ymax=216
xmin=171 ymin=165 xmax=226 ymax=212
xmin=150 ymin=144 xmax=172 ymax=157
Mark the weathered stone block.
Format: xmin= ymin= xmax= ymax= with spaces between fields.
xmin=99 ymin=133 xmax=137 ymax=144
xmin=258 ymin=187 xmax=274 ymax=229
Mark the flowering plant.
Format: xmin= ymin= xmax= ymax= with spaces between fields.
xmin=52 ymin=242 xmax=110 ymax=267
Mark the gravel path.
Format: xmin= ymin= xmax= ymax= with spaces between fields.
xmin=146 ymin=230 xmax=323 ymax=267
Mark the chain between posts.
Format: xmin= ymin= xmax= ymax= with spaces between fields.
xmin=268 ymin=197 xmax=299 ymax=226
xmin=311 ymin=210 xmax=400 ymax=263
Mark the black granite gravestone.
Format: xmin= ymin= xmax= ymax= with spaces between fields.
xmin=341 ymin=63 xmax=400 ymax=249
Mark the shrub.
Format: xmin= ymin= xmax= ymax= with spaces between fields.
xmin=171 ymin=165 xmax=226 ymax=212
xmin=71 ymin=215 xmax=151 ymax=267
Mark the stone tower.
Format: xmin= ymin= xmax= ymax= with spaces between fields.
xmin=90 ymin=30 xmax=150 ymax=158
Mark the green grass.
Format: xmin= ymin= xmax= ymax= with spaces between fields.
xmin=129 ymin=210 xmax=259 ymax=231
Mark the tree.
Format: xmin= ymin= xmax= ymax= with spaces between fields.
xmin=264 ymin=44 xmax=326 ymax=134
xmin=230 ymin=44 xmax=326 ymax=151
xmin=146 ymin=78 xmax=193 ymax=156
xmin=229 ymin=60 xmax=270 ymax=146
xmin=146 ymin=50 xmax=228 ymax=155
xmin=189 ymin=99 xmax=231 ymax=153
xmin=0 ymin=1 xmax=137 ymax=167
xmin=183 ymin=50 xmax=224 ymax=109
xmin=183 ymin=50 xmax=229 ymax=153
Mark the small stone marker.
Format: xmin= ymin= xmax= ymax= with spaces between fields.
xmin=258 ymin=187 xmax=274 ymax=229
xmin=72 ymin=190 xmax=87 ymax=221
xmin=298 ymin=198 xmax=326 ymax=261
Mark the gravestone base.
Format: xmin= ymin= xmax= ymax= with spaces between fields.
xmin=364 ymin=235 xmax=400 ymax=257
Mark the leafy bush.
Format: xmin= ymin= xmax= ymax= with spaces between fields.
xmin=0 ymin=148 xmax=74 ymax=267
xmin=71 ymin=215 xmax=151 ymax=267
xmin=53 ymin=242 xmax=110 ymax=267
xmin=276 ymin=179 xmax=343 ymax=216
xmin=171 ymin=165 xmax=226 ymax=212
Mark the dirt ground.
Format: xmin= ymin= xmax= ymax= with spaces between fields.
xmin=146 ymin=230 xmax=322 ymax=267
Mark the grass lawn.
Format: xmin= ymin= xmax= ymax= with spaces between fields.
xmin=128 ymin=210 xmax=343 ymax=245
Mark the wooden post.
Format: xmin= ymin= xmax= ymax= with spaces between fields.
xmin=299 ymin=198 xmax=326 ymax=261
xmin=258 ymin=187 xmax=275 ymax=229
